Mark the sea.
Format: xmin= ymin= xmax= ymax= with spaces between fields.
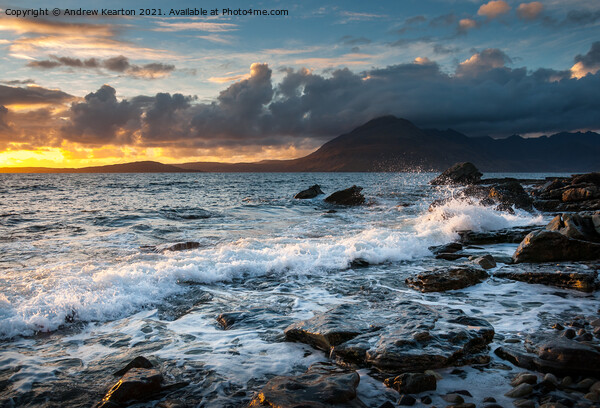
xmin=0 ymin=172 xmax=598 ymax=407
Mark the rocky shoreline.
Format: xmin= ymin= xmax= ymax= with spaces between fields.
xmin=74 ymin=164 xmax=600 ymax=407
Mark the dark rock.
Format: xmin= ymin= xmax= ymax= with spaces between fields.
xmin=513 ymin=400 xmax=535 ymax=408
xmin=435 ymin=252 xmax=471 ymax=261
xmin=511 ymin=372 xmax=537 ymax=386
xmin=284 ymin=301 xmax=494 ymax=374
xmin=572 ymin=172 xmax=600 ymax=186
xmin=451 ymin=390 xmax=473 ymax=397
xmin=575 ymin=333 xmax=594 ymax=341
xmin=324 ymin=186 xmax=365 ymax=206
xmin=483 ymin=404 xmax=503 ymax=408
xmin=421 ymin=395 xmax=432 ymax=404
xmin=379 ymin=402 xmax=395 ymax=408
xmin=488 ymin=181 xmax=534 ymax=211
xmin=405 ymin=267 xmax=488 ymax=292
xmin=552 ymin=323 xmax=564 ymax=330
xmin=448 ymin=404 xmax=475 ymax=408
xmin=458 ymin=227 xmax=537 ymax=245
xmin=217 ymin=312 xmax=248 ymax=329
xmin=398 ymin=395 xmax=416 ymax=406
xmin=495 ymin=334 xmax=600 ymax=376
xmin=563 ymin=329 xmax=577 ymax=339
xmin=547 ymin=213 xmax=600 ymax=242
xmin=159 ymin=242 xmax=201 ymax=252
xmin=350 ymin=258 xmax=370 ymax=268
xmin=384 ymin=373 xmax=436 ymax=394
xmin=483 ymin=397 xmax=497 ymax=403
xmin=473 ymin=254 xmax=496 ymax=270
xmin=429 ymin=242 xmax=463 ymax=254
xmin=443 ymin=393 xmax=464 ymax=403
xmin=505 ymin=383 xmax=533 ymax=398
xmin=113 ymin=356 xmax=153 ymax=376
xmin=247 ymin=363 xmax=365 ymax=407
xmin=295 ymin=185 xmax=325 ymax=199
xmin=562 ymin=186 xmax=600 ymax=202
xmin=429 ymin=162 xmax=482 ymax=185
xmin=512 ymin=230 xmax=600 ymax=263
xmin=494 ymin=263 xmax=598 ymax=292
xmin=101 ymin=368 xmax=163 ymax=404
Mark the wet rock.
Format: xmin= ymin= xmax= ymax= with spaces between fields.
xmin=384 ymin=372 xmax=436 ymax=394
xmin=100 ymin=368 xmax=164 ymax=405
xmin=473 ymin=254 xmax=497 ymax=270
xmin=543 ymin=373 xmax=559 ymax=385
xmin=452 ymin=390 xmax=473 ymax=397
xmin=295 ymin=185 xmax=324 ymax=199
xmin=483 ymin=404 xmax=503 ymax=408
xmin=511 ymin=373 xmax=537 ymax=386
xmin=494 ymin=263 xmax=599 ymax=292
xmin=421 ymin=395 xmax=432 ymax=404
xmin=247 ymin=362 xmax=365 ymax=407
xmin=505 ymin=383 xmax=533 ymax=398
xmin=448 ymin=404 xmax=475 ymax=408
xmin=458 ymin=227 xmax=537 ymax=245
xmin=405 ymin=267 xmax=489 ymax=292
xmin=378 ymin=402 xmax=395 ymax=408
xmin=217 ymin=311 xmax=249 ymax=329
xmin=539 ymin=404 xmax=568 ymax=408
xmin=488 ymin=181 xmax=534 ymax=211
xmin=574 ymin=333 xmax=593 ymax=341
xmin=562 ymin=328 xmax=576 ymax=339
xmin=483 ymin=397 xmax=497 ymax=403
xmin=429 ymin=242 xmax=463 ymax=254
xmin=495 ymin=334 xmax=600 ymax=376
xmin=113 ymin=356 xmax=153 ymax=376
xmin=398 ymin=395 xmax=416 ymax=406
xmin=429 ymin=162 xmax=482 ymax=185
xmin=562 ymin=186 xmax=600 ymax=202
xmin=512 ymin=230 xmax=600 ymax=263
xmin=159 ymin=242 xmax=201 ymax=252
xmin=584 ymin=392 xmax=600 ymax=402
xmin=435 ymin=253 xmax=471 ymax=261
xmin=349 ymin=258 xmax=370 ymax=268
xmin=552 ymin=323 xmax=564 ymax=330
xmin=513 ymin=399 xmax=535 ymax=408
xmin=546 ymin=213 xmax=600 ymax=242
xmin=324 ymin=186 xmax=365 ymax=206
xmin=591 ymin=381 xmax=600 ymax=393
xmin=575 ymin=378 xmax=596 ymax=391
xmin=442 ymin=393 xmax=464 ymax=403
xmin=284 ymin=301 xmax=494 ymax=374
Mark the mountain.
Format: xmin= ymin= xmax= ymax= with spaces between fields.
xmin=1 ymin=117 xmax=599 ymax=173
xmin=0 ymin=161 xmax=197 ymax=173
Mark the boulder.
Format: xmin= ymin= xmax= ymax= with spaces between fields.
xmin=546 ymin=213 xmax=600 ymax=242
xmin=430 ymin=162 xmax=482 ymax=185
xmin=247 ymin=363 xmax=366 ymax=407
xmin=429 ymin=242 xmax=463 ymax=254
xmin=295 ymin=184 xmax=325 ymax=199
xmin=512 ymin=230 xmax=600 ymax=263
xmin=159 ymin=242 xmax=201 ymax=252
xmin=495 ymin=263 xmax=598 ymax=292
xmin=472 ymin=255 xmax=496 ymax=270
xmin=284 ymin=301 xmax=494 ymax=374
xmin=384 ymin=372 xmax=436 ymax=394
xmin=100 ymin=368 xmax=164 ymax=405
xmin=488 ymin=181 xmax=534 ymax=211
xmin=562 ymin=186 xmax=599 ymax=202
xmin=458 ymin=227 xmax=537 ymax=245
xmin=324 ymin=186 xmax=365 ymax=206
xmin=495 ymin=334 xmax=600 ymax=377
xmin=405 ymin=267 xmax=489 ymax=292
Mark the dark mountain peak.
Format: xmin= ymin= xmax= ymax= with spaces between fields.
xmin=352 ymin=115 xmax=416 ymax=133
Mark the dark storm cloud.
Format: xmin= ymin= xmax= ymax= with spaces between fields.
xmin=0 ymin=106 xmax=10 ymax=131
xmin=13 ymin=45 xmax=600 ymax=149
xmin=543 ymin=10 xmax=600 ymax=27
xmin=433 ymin=44 xmax=460 ymax=55
xmin=1 ymin=79 xmax=36 ymax=85
xmin=0 ymin=84 xmax=73 ymax=105
xmin=27 ymin=55 xmax=175 ymax=79
xmin=574 ymin=41 xmax=600 ymax=68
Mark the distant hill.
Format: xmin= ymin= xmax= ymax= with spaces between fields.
xmin=0 ymin=161 xmax=197 ymax=173
xmin=1 ymin=117 xmax=599 ymax=173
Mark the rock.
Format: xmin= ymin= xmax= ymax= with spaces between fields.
xmin=546 ymin=213 xmax=600 ymax=242
xmin=435 ymin=253 xmax=471 ymax=261
xmin=458 ymin=227 xmax=537 ymax=245
xmin=247 ymin=363 xmax=365 ymax=407
xmin=552 ymin=323 xmax=564 ymax=330
xmin=421 ymin=395 xmax=432 ymax=404
xmin=584 ymin=392 xmax=600 ymax=401
xmin=562 ymin=328 xmax=576 ymax=339
xmin=113 ymin=356 xmax=154 ymax=376
xmin=591 ymin=318 xmax=600 ymax=327
xmin=504 ymin=383 xmax=533 ymax=398
xmin=539 ymin=404 xmax=568 ymax=408
xmin=483 ymin=404 xmax=503 ymax=408
xmin=379 ymin=402 xmax=395 ymax=408
xmin=591 ymin=381 xmax=600 ymax=393
xmin=495 ymin=334 xmax=600 ymax=376
xmin=512 ymin=230 xmax=600 ymax=263
xmin=543 ymin=373 xmax=559 ymax=385
xmin=442 ymin=393 xmax=464 ymax=403
xmin=284 ymin=301 xmax=494 ymax=374
xmin=295 ymin=185 xmax=324 ymax=199
xmin=324 ymin=186 xmax=365 ymax=206
xmin=398 ymin=395 xmax=416 ymax=406
xmin=561 ymin=376 xmax=573 ymax=387
xmin=159 ymin=242 xmax=201 ymax=252
xmin=473 ymin=255 xmax=497 ymax=270
xmin=429 ymin=242 xmax=463 ymax=254
xmin=405 ymin=267 xmax=489 ymax=292
xmin=494 ymin=263 xmax=598 ymax=292
xmin=511 ymin=373 xmax=537 ymax=386
xmin=562 ymin=186 xmax=600 ymax=202
xmin=483 ymin=397 xmax=497 ymax=403
xmin=101 ymin=368 xmax=164 ymax=405
xmin=513 ymin=399 xmax=535 ymax=408
xmin=575 ymin=378 xmax=596 ymax=391
xmin=452 ymin=390 xmax=473 ymax=397
xmin=488 ymin=182 xmax=534 ymax=211
xmin=217 ymin=311 xmax=248 ymax=329
xmin=448 ymin=404 xmax=475 ymax=408
xmin=384 ymin=373 xmax=436 ymax=394
xmin=430 ymin=162 xmax=482 ymax=185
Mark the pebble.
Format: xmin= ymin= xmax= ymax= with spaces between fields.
xmin=511 ymin=373 xmax=538 ymax=386
xmin=421 ymin=396 xmax=432 ymax=404
xmin=575 ymin=333 xmax=593 ymax=342
xmin=575 ymin=378 xmax=596 ymax=391
xmin=483 ymin=397 xmax=497 ymax=403
xmin=505 ymin=383 xmax=533 ymax=398
xmin=513 ymin=399 xmax=535 ymax=408
xmin=590 ymin=318 xmax=600 ymax=327
xmin=552 ymin=323 xmax=564 ymax=330
xmin=398 ymin=395 xmax=416 ymax=406
xmin=442 ymin=394 xmax=464 ymax=404
xmin=562 ymin=329 xmax=576 ymax=339
xmin=591 ymin=381 xmax=600 ymax=394
xmin=561 ymin=376 xmax=573 ymax=387
xmin=583 ymin=392 xmax=600 ymax=402
xmin=544 ymin=373 xmax=559 ymax=385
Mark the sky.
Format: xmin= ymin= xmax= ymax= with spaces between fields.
xmin=0 ymin=0 xmax=599 ymax=167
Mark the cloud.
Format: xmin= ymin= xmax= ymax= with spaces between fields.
xmin=517 ymin=2 xmax=544 ymax=20
xmin=338 ymin=11 xmax=386 ymax=23
xmin=0 ymin=84 xmax=73 ymax=106
xmin=153 ymin=21 xmax=237 ymax=32
xmin=0 ymin=18 xmax=115 ymax=36
xmin=456 ymin=48 xmax=512 ymax=76
xmin=458 ymin=18 xmax=479 ymax=33
xmin=571 ymin=42 xmax=600 ymax=78
xmin=1 ymin=79 xmax=36 ymax=85
xmin=396 ymin=15 xmax=427 ymax=34
xmin=339 ymin=35 xmax=372 ymax=46
xmin=543 ymin=9 xmax=600 ymax=27
xmin=429 ymin=13 xmax=456 ymax=28
xmin=27 ymin=55 xmax=175 ymax=79
xmin=433 ymin=44 xmax=460 ymax=55
xmin=477 ymin=0 xmax=511 ymax=19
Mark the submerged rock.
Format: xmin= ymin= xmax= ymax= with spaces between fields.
xmin=99 ymin=368 xmax=164 ymax=406
xmin=384 ymin=372 xmax=436 ymax=394
xmin=512 ymin=230 xmax=600 ymax=263
xmin=295 ymin=184 xmax=325 ymax=199
xmin=159 ymin=242 xmax=201 ymax=252
xmin=324 ymin=186 xmax=365 ymax=206
xmin=284 ymin=301 xmax=494 ymax=374
xmin=113 ymin=356 xmax=153 ymax=377
xmin=494 ymin=263 xmax=598 ymax=292
xmin=247 ymin=362 xmax=366 ymax=407
xmin=429 ymin=242 xmax=463 ymax=254
xmin=429 ymin=162 xmax=482 ymax=185
xmin=405 ymin=267 xmax=489 ymax=292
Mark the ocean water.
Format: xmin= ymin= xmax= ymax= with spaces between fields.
xmin=0 ymin=172 xmax=598 ymax=407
